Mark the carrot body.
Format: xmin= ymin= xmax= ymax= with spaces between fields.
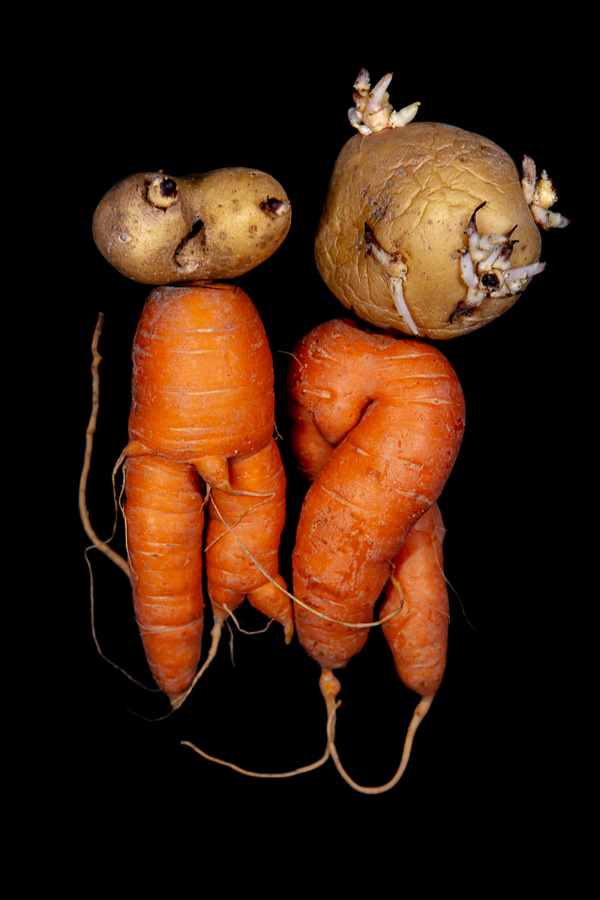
xmin=288 ymin=318 xmax=465 ymax=671
xmin=122 ymin=283 xmax=291 ymax=701
xmin=128 ymin=284 xmax=276 ymax=465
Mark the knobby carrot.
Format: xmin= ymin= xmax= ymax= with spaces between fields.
xmin=287 ymin=317 xmax=464 ymax=790
xmin=118 ymin=282 xmax=292 ymax=707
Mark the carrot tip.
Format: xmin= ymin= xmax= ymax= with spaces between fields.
xmin=167 ymin=619 xmax=225 ymax=711
xmin=319 ymin=668 xmax=341 ymax=699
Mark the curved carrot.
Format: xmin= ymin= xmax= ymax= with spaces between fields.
xmin=121 ymin=282 xmax=292 ymax=706
xmin=287 ymin=317 xmax=464 ymax=790
xmin=288 ymin=318 xmax=465 ymax=671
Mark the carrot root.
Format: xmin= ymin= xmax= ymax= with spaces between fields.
xmin=181 ymin=739 xmax=331 ymax=780
xmin=79 ymin=311 xmax=130 ymax=577
xmin=319 ymin=667 xmax=435 ymax=795
xmin=181 ymin=670 xmax=331 ymax=777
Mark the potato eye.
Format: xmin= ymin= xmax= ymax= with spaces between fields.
xmin=481 ymin=273 xmax=501 ymax=291
xmin=260 ymin=197 xmax=290 ymax=218
xmin=147 ymin=175 xmax=179 ymax=209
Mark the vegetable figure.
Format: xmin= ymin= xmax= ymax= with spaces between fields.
xmin=288 ymin=71 xmax=568 ymax=791
xmin=83 ymin=167 xmax=292 ymax=708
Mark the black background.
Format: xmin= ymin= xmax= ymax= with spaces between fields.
xmin=37 ymin=20 xmax=586 ymax=876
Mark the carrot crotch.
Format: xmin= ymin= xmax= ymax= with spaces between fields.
xmin=204 ymin=440 xmax=292 ymax=640
xmin=124 ymin=453 xmax=205 ymax=702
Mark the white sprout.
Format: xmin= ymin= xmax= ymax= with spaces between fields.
xmin=455 ymin=204 xmax=546 ymax=319
xmin=348 ymin=69 xmax=420 ymax=135
xmin=366 ymin=238 xmax=419 ymax=336
xmin=521 ymin=155 xmax=570 ymax=230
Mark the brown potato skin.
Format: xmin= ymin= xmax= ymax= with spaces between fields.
xmin=93 ymin=168 xmax=291 ymax=285
xmin=314 ymin=122 xmax=542 ymax=339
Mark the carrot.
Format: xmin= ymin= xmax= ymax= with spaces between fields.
xmin=113 ymin=282 xmax=292 ymax=707
xmin=123 ymin=453 xmax=206 ymax=701
xmin=205 ymin=439 xmax=290 ymax=638
xmin=287 ymin=317 xmax=464 ymax=790
xmin=381 ymin=503 xmax=449 ymax=703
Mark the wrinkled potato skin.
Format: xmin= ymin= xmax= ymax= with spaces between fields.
xmin=93 ymin=168 xmax=291 ymax=285
xmin=315 ymin=123 xmax=542 ymax=339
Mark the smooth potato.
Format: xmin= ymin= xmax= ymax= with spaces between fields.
xmin=315 ymin=122 xmax=543 ymax=339
xmin=93 ymin=167 xmax=291 ymax=285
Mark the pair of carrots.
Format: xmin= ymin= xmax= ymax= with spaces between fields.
xmin=83 ymin=283 xmax=465 ymax=791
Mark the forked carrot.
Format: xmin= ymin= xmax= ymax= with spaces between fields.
xmin=82 ymin=282 xmax=293 ymax=708
xmin=287 ymin=317 xmax=465 ymax=790
xmin=124 ymin=283 xmax=293 ymax=706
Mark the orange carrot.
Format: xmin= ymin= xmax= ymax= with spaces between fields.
xmin=289 ymin=317 xmax=464 ymax=669
xmin=124 ymin=453 xmax=206 ymax=700
xmin=119 ymin=282 xmax=292 ymax=706
xmin=360 ymin=502 xmax=450 ymax=792
xmin=205 ymin=439 xmax=290 ymax=639
xmin=381 ymin=502 xmax=449 ymax=702
xmin=287 ymin=317 xmax=464 ymax=789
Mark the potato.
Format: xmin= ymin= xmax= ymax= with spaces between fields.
xmin=93 ymin=167 xmax=291 ymax=285
xmin=315 ymin=73 xmax=567 ymax=339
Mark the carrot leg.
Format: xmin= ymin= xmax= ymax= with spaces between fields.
xmin=124 ymin=454 xmax=205 ymax=704
xmin=381 ymin=503 xmax=449 ymax=697
xmin=322 ymin=505 xmax=450 ymax=792
xmin=203 ymin=440 xmax=293 ymax=641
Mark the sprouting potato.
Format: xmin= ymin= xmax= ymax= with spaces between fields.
xmin=315 ymin=70 xmax=568 ymax=339
xmin=93 ymin=167 xmax=291 ymax=285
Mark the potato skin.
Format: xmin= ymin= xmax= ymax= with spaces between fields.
xmin=93 ymin=167 xmax=291 ymax=285
xmin=314 ymin=122 xmax=542 ymax=339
